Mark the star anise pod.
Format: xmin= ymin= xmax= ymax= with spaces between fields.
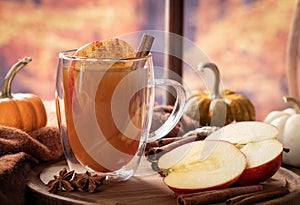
xmin=71 ymin=171 xmax=106 ymax=193
xmin=47 ymin=168 xmax=75 ymax=193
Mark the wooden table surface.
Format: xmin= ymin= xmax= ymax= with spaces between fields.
xmin=25 ymin=158 xmax=300 ymax=205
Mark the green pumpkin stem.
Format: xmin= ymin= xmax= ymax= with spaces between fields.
xmin=1 ymin=57 xmax=32 ymax=98
xmin=283 ymin=96 xmax=300 ymax=113
xmin=199 ymin=62 xmax=221 ymax=99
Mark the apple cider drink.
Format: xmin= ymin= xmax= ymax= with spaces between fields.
xmin=63 ymin=63 xmax=149 ymax=172
xmin=56 ymin=36 xmax=186 ymax=181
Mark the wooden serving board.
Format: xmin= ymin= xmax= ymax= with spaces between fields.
xmin=25 ymin=158 xmax=300 ymax=205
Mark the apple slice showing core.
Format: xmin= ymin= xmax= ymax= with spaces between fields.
xmin=158 ymin=140 xmax=246 ymax=194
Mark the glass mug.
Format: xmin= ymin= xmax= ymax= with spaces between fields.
xmin=55 ymin=50 xmax=186 ymax=181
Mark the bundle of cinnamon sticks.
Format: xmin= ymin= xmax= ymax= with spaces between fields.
xmin=145 ymin=126 xmax=218 ymax=173
xmin=177 ymin=184 xmax=289 ymax=205
xmin=145 ymin=126 xmax=218 ymax=162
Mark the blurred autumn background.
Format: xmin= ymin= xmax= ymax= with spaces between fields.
xmin=0 ymin=0 xmax=295 ymax=120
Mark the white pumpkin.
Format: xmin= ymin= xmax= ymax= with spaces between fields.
xmin=264 ymin=96 xmax=300 ymax=167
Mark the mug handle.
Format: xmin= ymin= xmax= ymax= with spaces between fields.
xmin=147 ymin=79 xmax=186 ymax=142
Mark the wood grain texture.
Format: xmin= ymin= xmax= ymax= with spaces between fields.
xmin=25 ymin=159 xmax=300 ymax=205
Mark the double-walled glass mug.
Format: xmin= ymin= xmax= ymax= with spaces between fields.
xmin=55 ymin=50 xmax=186 ymax=181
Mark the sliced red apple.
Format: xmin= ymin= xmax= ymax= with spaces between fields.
xmin=157 ymin=140 xmax=246 ymax=194
xmin=206 ymin=121 xmax=283 ymax=185
xmin=236 ymin=139 xmax=283 ymax=185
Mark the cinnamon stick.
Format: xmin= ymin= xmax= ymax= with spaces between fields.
xmin=146 ymin=137 xmax=177 ymax=152
xmin=177 ymin=185 xmax=263 ymax=205
xmin=135 ymin=34 xmax=154 ymax=58
xmin=146 ymin=134 xmax=199 ymax=162
xmin=132 ymin=34 xmax=154 ymax=70
xmin=226 ymin=192 xmax=260 ymax=205
xmin=145 ymin=140 xmax=160 ymax=151
xmin=146 ymin=128 xmax=213 ymax=161
xmin=158 ymin=137 xmax=178 ymax=146
xmin=226 ymin=186 xmax=289 ymax=205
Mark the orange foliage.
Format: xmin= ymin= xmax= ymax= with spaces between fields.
xmin=191 ymin=0 xmax=295 ymax=120
xmin=0 ymin=0 xmax=296 ymax=121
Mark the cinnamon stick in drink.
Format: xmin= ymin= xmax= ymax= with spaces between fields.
xmin=177 ymin=185 xmax=263 ymax=205
xmin=133 ymin=34 xmax=154 ymax=70
xmin=136 ymin=34 xmax=154 ymax=58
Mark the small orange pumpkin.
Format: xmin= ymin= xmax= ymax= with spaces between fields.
xmin=0 ymin=57 xmax=47 ymax=132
